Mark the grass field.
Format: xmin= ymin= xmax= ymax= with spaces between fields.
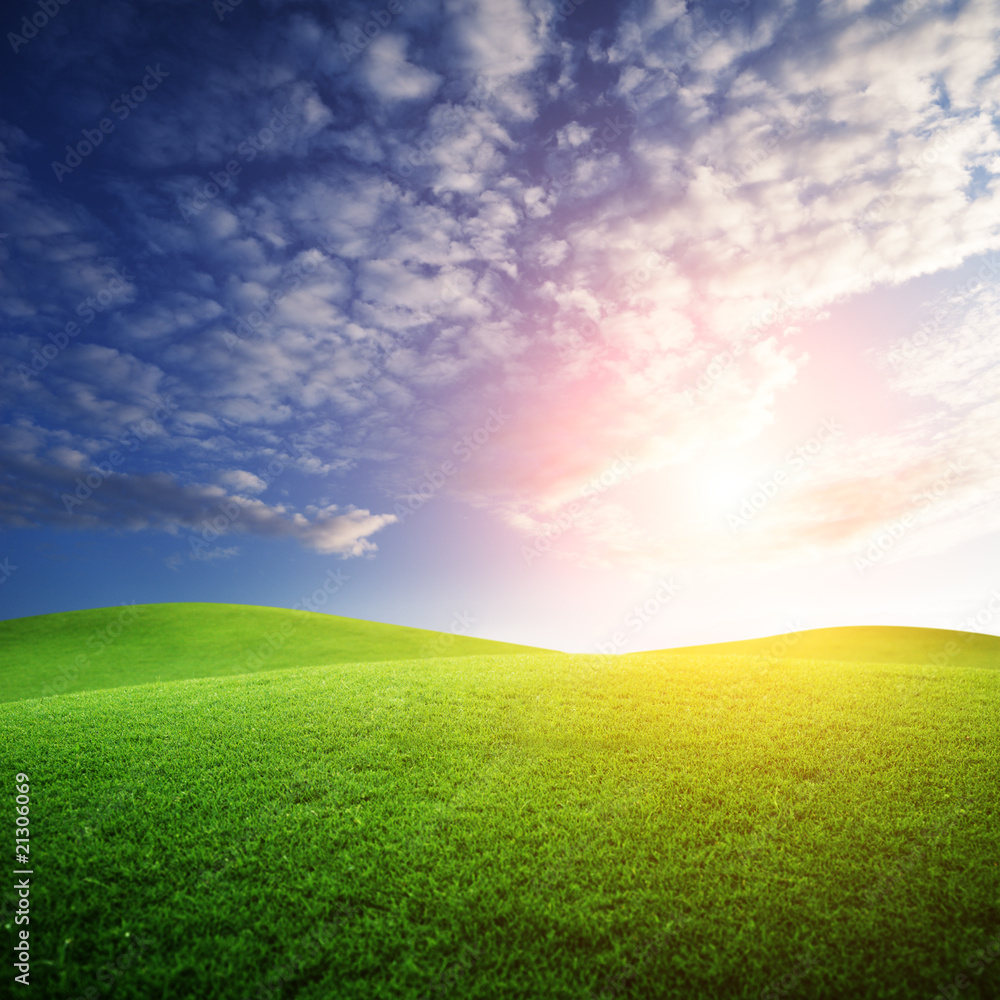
xmin=0 ymin=603 xmax=550 ymax=703
xmin=2 ymin=605 xmax=998 ymax=999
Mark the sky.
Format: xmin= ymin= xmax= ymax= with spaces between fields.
xmin=1 ymin=0 xmax=999 ymax=653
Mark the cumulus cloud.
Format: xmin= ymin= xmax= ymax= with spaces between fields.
xmin=2 ymin=0 xmax=999 ymax=575
xmin=361 ymin=35 xmax=442 ymax=102
xmin=0 ymin=454 xmax=396 ymax=557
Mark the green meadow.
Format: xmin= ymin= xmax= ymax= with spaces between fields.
xmin=2 ymin=605 xmax=998 ymax=1000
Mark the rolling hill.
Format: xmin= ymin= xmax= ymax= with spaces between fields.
xmin=0 ymin=602 xmax=555 ymax=703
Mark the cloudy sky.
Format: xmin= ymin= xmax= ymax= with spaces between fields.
xmin=1 ymin=0 xmax=999 ymax=652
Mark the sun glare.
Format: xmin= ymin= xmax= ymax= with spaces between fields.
xmin=699 ymin=466 xmax=750 ymax=509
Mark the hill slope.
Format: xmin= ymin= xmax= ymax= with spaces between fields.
xmin=2 ymin=646 xmax=997 ymax=999
xmin=0 ymin=602 xmax=555 ymax=703
xmin=655 ymin=624 xmax=1000 ymax=670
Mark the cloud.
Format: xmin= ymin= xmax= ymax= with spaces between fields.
xmin=361 ymin=35 xmax=442 ymax=102
xmin=217 ymin=469 xmax=268 ymax=495
xmin=2 ymin=0 xmax=999 ymax=576
xmin=0 ymin=431 xmax=396 ymax=556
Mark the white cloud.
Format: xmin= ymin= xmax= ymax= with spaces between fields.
xmin=362 ymin=35 xmax=442 ymax=102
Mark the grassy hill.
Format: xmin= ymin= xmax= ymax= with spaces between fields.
xmin=0 ymin=602 xmax=553 ymax=703
xmin=2 ymin=610 xmax=998 ymax=998
xmin=661 ymin=624 xmax=1000 ymax=670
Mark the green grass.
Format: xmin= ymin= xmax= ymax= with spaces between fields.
xmin=671 ymin=624 xmax=1000 ymax=671
xmin=0 ymin=603 xmax=551 ymax=703
xmin=2 ymin=608 xmax=999 ymax=999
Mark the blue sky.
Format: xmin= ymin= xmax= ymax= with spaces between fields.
xmin=2 ymin=0 xmax=1000 ymax=652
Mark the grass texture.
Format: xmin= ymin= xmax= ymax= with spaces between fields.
xmin=1 ymin=606 xmax=998 ymax=999
xmin=0 ymin=602 xmax=550 ymax=703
